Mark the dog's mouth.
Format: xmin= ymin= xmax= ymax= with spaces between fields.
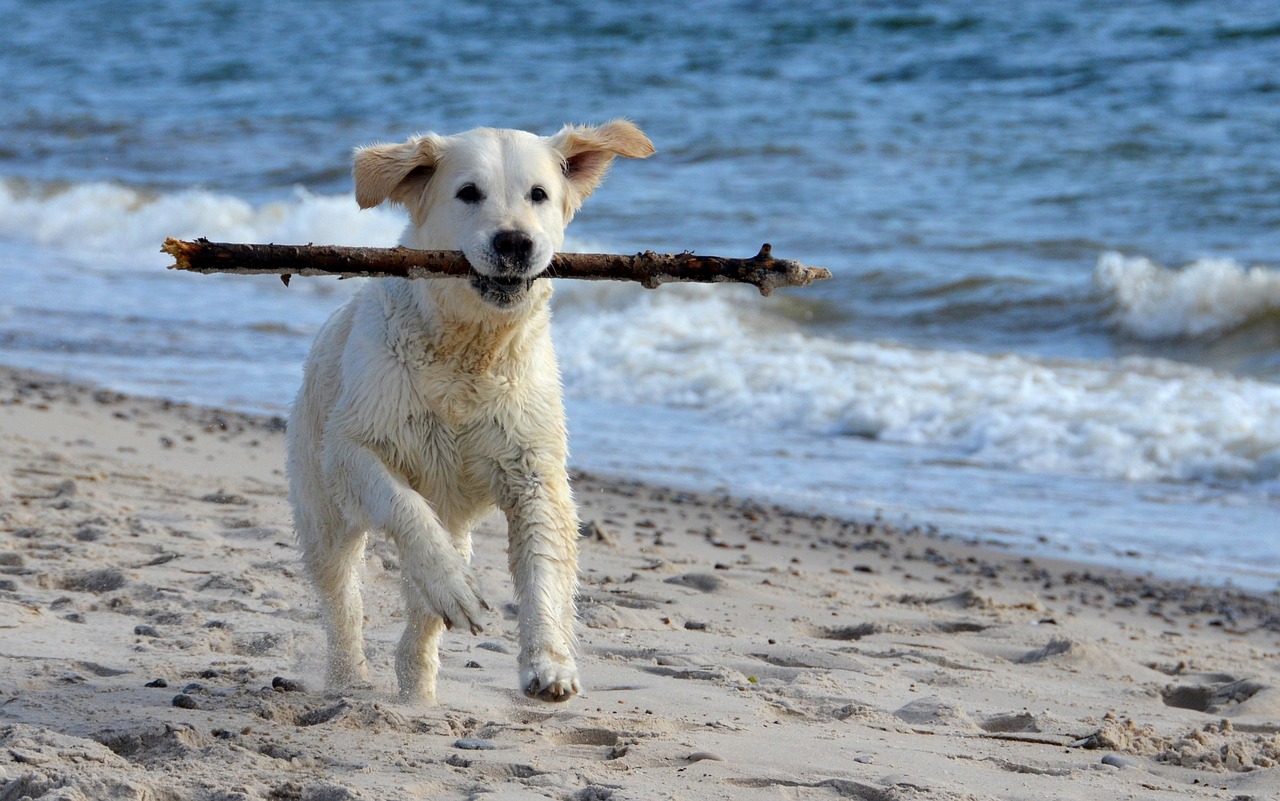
xmin=469 ymin=272 xmax=540 ymax=307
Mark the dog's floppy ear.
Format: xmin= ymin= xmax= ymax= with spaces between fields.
xmin=352 ymin=134 xmax=446 ymax=210
xmin=549 ymin=120 xmax=654 ymax=212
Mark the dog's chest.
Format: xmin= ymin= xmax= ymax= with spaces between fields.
xmin=368 ymin=297 xmax=555 ymax=498
xmin=374 ymin=324 xmax=527 ymax=479
xmin=395 ymin=326 xmax=520 ymax=428
xmin=368 ymin=372 xmax=503 ymax=514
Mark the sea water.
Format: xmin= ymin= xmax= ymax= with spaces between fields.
xmin=1 ymin=1 xmax=1278 ymax=588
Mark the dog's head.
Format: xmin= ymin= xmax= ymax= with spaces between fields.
xmin=352 ymin=121 xmax=654 ymax=309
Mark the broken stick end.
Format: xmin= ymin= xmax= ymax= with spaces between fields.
xmin=161 ymin=237 xmax=196 ymax=270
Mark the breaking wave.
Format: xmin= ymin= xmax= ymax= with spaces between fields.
xmin=1096 ymin=251 xmax=1280 ymax=339
xmin=552 ymin=281 xmax=1280 ymax=484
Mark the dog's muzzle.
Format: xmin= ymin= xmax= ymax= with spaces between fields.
xmin=492 ymin=230 xmax=534 ymax=268
xmin=469 ymin=230 xmax=545 ymax=307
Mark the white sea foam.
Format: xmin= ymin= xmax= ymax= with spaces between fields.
xmin=0 ymin=180 xmax=405 ymax=270
xmin=1095 ymin=251 xmax=1280 ymax=339
xmin=552 ymin=282 xmax=1280 ymax=484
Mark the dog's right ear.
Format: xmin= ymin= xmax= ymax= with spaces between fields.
xmin=352 ymin=135 xmax=446 ymax=210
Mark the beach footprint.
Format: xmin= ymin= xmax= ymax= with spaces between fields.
xmin=1160 ymin=675 xmax=1272 ymax=716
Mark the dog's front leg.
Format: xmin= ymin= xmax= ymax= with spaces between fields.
xmin=323 ymin=436 xmax=489 ymax=699
xmin=497 ymin=459 xmax=581 ymax=702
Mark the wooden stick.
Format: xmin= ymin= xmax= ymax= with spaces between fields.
xmin=161 ymin=238 xmax=831 ymax=296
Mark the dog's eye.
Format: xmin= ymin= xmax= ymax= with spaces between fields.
xmin=530 ymin=186 xmax=548 ymax=204
xmin=455 ymin=184 xmax=484 ymax=204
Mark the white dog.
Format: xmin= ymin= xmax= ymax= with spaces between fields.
xmin=286 ymin=121 xmax=654 ymax=702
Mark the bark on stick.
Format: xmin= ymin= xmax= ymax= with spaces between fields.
xmin=161 ymin=238 xmax=831 ymax=296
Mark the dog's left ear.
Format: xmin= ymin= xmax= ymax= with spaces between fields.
xmin=549 ymin=120 xmax=654 ymax=213
xmin=352 ymin=134 xmax=447 ymax=211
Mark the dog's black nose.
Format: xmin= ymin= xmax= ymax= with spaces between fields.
xmin=492 ymin=230 xmax=534 ymax=263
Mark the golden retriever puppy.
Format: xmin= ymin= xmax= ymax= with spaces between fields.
xmin=286 ymin=121 xmax=653 ymax=702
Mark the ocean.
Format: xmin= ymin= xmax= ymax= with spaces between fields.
xmin=2 ymin=0 xmax=1278 ymax=588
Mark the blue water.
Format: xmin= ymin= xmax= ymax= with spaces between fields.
xmin=2 ymin=0 xmax=1278 ymax=587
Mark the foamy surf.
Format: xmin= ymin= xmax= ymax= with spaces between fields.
xmin=553 ymin=282 xmax=1280 ymax=485
xmin=3 ymin=180 xmax=1279 ymax=489
xmin=0 ymin=180 xmax=406 ymax=271
xmin=1096 ymin=251 xmax=1280 ymax=339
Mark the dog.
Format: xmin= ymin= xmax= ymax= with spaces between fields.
xmin=285 ymin=121 xmax=653 ymax=703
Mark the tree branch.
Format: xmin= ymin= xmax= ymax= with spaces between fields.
xmin=161 ymin=238 xmax=831 ymax=296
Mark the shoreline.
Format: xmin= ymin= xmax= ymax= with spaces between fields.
xmin=2 ymin=364 xmax=1279 ymax=799
xmin=5 ymin=363 xmax=1276 ymax=610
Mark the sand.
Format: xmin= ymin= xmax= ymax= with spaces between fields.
xmin=1 ymin=365 xmax=1278 ymax=800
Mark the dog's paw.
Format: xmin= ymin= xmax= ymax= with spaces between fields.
xmin=326 ymin=653 xmax=370 ymax=689
xmin=428 ymin=568 xmax=489 ymax=636
xmin=521 ymin=656 xmax=580 ymax=703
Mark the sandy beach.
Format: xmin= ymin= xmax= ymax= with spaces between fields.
xmin=1 ymin=364 xmax=1278 ymax=800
